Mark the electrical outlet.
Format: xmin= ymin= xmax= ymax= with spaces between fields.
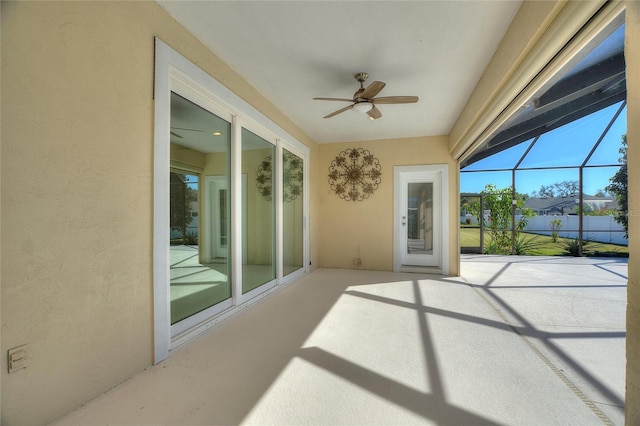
xmin=8 ymin=344 xmax=28 ymax=373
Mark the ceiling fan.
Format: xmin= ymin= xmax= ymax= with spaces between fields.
xmin=170 ymin=127 xmax=203 ymax=139
xmin=313 ymin=72 xmax=419 ymax=120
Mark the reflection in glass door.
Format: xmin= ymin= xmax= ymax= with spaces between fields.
xmin=282 ymin=149 xmax=304 ymax=276
xmin=170 ymin=92 xmax=231 ymax=325
xmin=407 ymin=182 xmax=434 ymax=255
xmin=206 ymin=177 xmax=228 ymax=259
xmin=242 ymin=128 xmax=276 ymax=293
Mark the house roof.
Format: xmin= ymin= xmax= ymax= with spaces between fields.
xmin=524 ymin=195 xmax=618 ymax=214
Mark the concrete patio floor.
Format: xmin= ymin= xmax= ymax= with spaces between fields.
xmin=52 ymin=255 xmax=627 ymax=425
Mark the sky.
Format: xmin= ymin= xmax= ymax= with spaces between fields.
xmin=461 ymin=101 xmax=627 ymax=197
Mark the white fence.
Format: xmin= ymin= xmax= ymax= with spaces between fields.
xmin=460 ymin=214 xmax=628 ymax=245
xmin=523 ymin=215 xmax=627 ymax=245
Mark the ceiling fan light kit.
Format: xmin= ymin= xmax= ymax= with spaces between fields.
xmin=351 ymin=101 xmax=373 ymax=113
xmin=314 ymin=72 xmax=419 ymax=120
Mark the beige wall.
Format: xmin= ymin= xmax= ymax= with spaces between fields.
xmin=317 ymin=137 xmax=459 ymax=276
xmin=171 ymin=143 xmax=206 ymax=171
xmin=0 ymin=1 xmax=318 ymax=424
xmin=626 ymin=2 xmax=640 ymax=422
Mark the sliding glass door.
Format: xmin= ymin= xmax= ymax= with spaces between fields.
xmin=154 ymin=39 xmax=309 ymax=360
xmin=282 ymin=148 xmax=304 ymax=276
xmin=169 ymin=92 xmax=232 ymax=328
xmin=241 ymin=128 xmax=276 ymax=294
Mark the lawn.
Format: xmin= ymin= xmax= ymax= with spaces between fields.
xmin=460 ymin=226 xmax=629 ymax=256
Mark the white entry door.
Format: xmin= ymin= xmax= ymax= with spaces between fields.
xmin=394 ymin=165 xmax=449 ymax=273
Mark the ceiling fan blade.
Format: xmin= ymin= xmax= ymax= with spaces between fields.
xmin=367 ymin=105 xmax=382 ymax=120
xmin=371 ymin=96 xmax=419 ymax=104
xmin=171 ymin=127 xmax=203 ymax=132
xmin=360 ymin=81 xmax=386 ymax=99
xmin=323 ymin=104 xmax=354 ymax=119
xmin=313 ymin=97 xmax=354 ymax=102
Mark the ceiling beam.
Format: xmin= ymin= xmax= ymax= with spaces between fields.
xmin=536 ymin=52 xmax=625 ymax=109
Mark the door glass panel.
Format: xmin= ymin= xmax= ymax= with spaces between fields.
xmin=242 ymin=128 xmax=276 ymax=293
xmin=407 ymin=182 xmax=433 ymax=254
xmin=282 ymin=149 xmax=304 ymax=276
xmin=170 ymin=92 xmax=231 ymax=324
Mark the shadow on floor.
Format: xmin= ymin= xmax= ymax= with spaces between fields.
xmin=54 ymin=257 xmax=627 ymax=425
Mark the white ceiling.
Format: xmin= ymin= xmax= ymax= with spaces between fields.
xmin=158 ymin=1 xmax=523 ymax=144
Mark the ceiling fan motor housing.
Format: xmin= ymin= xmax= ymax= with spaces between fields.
xmin=354 ymin=73 xmax=368 ymax=100
xmin=313 ymin=71 xmax=418 ymax=119
xmin=355 ymin=72 xmax=368 ymax=83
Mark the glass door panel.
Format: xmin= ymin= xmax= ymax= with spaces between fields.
xmin=282 ymin=149 xmax=304 ymax=276
xmin=170 ymin=92 xmax=231 ymax=325
xmin=407 ymin=182 xmax=434 ymax=255
xmin=242 ymin=128 xmax=276 ymax=293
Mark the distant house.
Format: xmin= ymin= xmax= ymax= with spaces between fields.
xmin=524 ymin=195 xmax=618 ymax=215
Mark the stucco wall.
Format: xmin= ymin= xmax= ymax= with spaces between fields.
xmin=0 ymin=2 xmax=318 ymax=424
xmin=317 ymin=137 xmax=459 ymax=276
xmin=625 ymin=1 xmax=640 ymax=422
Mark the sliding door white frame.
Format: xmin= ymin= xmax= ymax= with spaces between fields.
xmin=154 ymin=38 xmax=309 ymax=363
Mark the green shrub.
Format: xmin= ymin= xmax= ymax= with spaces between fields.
xmin=513 ymin=235 xmax=544 ymax=255
xmin=481 ymin=184 xmax=534 ymax=255
xmin=184 ymin=231 xmax=199 ymax=245
xmin=560 ymin=237 xmax=598 ymax=257
xmin=549 ymin=219 xmax=563 ymax=243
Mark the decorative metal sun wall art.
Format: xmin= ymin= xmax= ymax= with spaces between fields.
xmin=256 ymin=151 xmax=303 ymax=202
xmin=328 ymin=148 xmax=382 ymax=202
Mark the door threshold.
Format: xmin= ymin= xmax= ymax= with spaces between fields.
xmin=399 ymin=265 xmax=443 ymax=275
